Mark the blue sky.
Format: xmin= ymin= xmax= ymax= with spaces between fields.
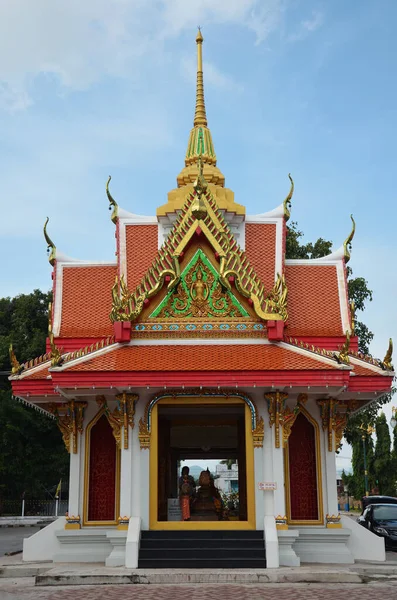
xmin=1 ymin=1 xmax=396 ymax=466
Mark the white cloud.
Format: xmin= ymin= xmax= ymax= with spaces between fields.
xmin=288 ymin=10 xmax=324 ymax=42
xmin=0 ymin=0 xmax=285 ymax=112
xmin=181 ymin=56 xmax=243 ymax=93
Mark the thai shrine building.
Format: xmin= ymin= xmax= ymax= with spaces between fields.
xmin=10 ymin=32 xmax=394 ymax=569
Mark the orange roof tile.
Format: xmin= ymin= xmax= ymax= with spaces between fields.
xmin=245 ymin=223 xmax=276 ymax=292
xmin=59 ymin=265 xmax=116 ymax=338
xmin=23 ymin=365 xmax=51 ymax=380
xmin=285 ymin=264 xmax=343 ymax=337
xmin=351 ymin=361 xmax=382 ymax=377
xmin=126 ymin=224 xmax=158 ymax=290
xmin=66 ymin=344 xmax=338 ymax=372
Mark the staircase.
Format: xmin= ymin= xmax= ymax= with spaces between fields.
xmin=138 ymin=530 xmax=266 ymax=568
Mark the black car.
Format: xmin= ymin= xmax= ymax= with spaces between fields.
xmin=357 ymin=503 xmax=397 ymax=550
xmin=361 ymin=495 xmax=397 ymax=514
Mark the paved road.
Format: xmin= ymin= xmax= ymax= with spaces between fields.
xmin=0 ymin=527 xmax=39 ymax=557
xmin=1 ymin=583 xmax=397 ymax=600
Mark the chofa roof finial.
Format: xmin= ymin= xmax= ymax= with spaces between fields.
xmin=343 ymin=215 xmax=356 ymax=263
xmin=283 ymin=174 xmax=294 ymax=221
xmin=106 ymin=176 xmax=118 ymax=224
xmin=43 ymin=217 xmax=56 ymax=266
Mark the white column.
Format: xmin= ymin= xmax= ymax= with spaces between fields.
xmin=324 ymin=430 xmax=339 ymax=517
xmin=119 ymin=428 xmax=133 ymax=520
xmin=263 ymin=403 xmax=279 ymax=568
xmin=273 ymin=444 xmax=286 ymax=517
xmin=67 ymin=446 xmax=81 ymax=520
xmin=254 ymin=447 xmax=264 ymax=529
xmin=130 ymin=420 xmax=140 ymax=518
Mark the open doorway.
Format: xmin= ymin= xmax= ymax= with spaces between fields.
xmin=157 ymin=403 xmax=247 ymax=523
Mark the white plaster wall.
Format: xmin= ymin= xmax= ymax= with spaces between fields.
xmin=135 ymin=392 xmax=150 ymax=530
xmin=341 ymin=515 xmax=386 ymax=562
xmin=23 ymin=517 xmax=65 ymax=562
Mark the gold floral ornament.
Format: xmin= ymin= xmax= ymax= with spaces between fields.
xmin=343 ymin=214 xmax=355 ymax=264
xmin=252 ymin=416 xmax=264 ymax=448
xmin=106 ymin=175 xmax=118 ymax=224
xmin=380 ymin=338 xmax=394 ymax=371
xmin=9 ymin=344 xmax=24 ymax=375
xmin=48 ymin=302 xmax=63 ymax=367
xmin=43 ymin=217 xmax=56 ymax=266
xmin=138 ymin=417 xmax=150 ymax=449
xmin=326 ymin=514 xmax=341 ymax=528
xmin=334 ymin=330 xmax=350 ymax=365
xmin=283 ymin=173 xmax=294 ymax=222
xmin=282 ymin=393 xmax=307 ymax=447
xmin=49 ymin=400 xmax=87 ymax=454
xmin=191 ymin=155 xmax=208 ymax=220
xmin=350 ymin=300 xmax=356 ymax=336
xmin=96 ymin=393 xmax=138 ymax=450
xmin=264 ymin=273 xmax=288 ymax=322
xmin=317 ymin=398 xmax=339 ymax=452
xmin=265 ymin=391 xmax=289 ymax=448
xmin=334 ymin=410 xmax=348 ymax=451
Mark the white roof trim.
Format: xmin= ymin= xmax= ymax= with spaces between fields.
xmin=118 ymin=208 xmax=157 ymax=224
xmin=246 ymin=203 xmax=284 ymax=220
xmin=11 ymin=360 xmax=52 ymax=380
xmin=285 ymin=247 xmax=344 ymax=266
xmin=277 ymin=341 xmax=348 ymax=369
xmin=350 ymin=356 xmax=392 ymax=376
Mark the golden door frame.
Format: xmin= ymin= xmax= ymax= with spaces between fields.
xmin=83 ymin=406 xmax=121 ymax=526
xmin=284 ymin=405 xmax=324 ymax=526
xmin=149 ymin=396 xmax=256 ymax=531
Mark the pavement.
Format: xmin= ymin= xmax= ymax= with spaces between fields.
xmin=0 ymin=528 xmax=39 ymax=558
xmin=0 ymin=582 xmax=397 ymax=599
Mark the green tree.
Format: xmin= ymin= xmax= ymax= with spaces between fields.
xmin=373 ymin=412 xmax=393 ymax=495
xmin=391 ymin=423 xmax=397 ymax=495
xmin=220 ymin=459 xmax=237 ymax=470
xmin=0 ymin=291 xmax=69 ymax=505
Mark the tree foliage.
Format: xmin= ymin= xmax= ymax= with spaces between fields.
xmin=373 ymin=412 xmax=394 ymax=495
xmin=0 ymin=291 xmax=69 ymax=502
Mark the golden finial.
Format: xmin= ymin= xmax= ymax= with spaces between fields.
xmin=335 ymin=330 xmax=351 ymax=365
xmin=283 ymin=174 xmax=294 ymax=222
xmin=381 ymin=338 xmax=393 ymax=371
xmin=194 ymin=27 xmax=207 ymax=128
xmin=192 ymin=154 xmax=208 ymax=219
xmin=43 ymin=217 xmax=56 ymax=266
xmin=106 ymin=176 xmax=118 ymax=224
xmin=343 ymin=215 xmax=356 ymax=263
xmin=9 ymin=343 xmax=23 ymax=375
xmin=350 ymin=300 xmax=355 ymax=336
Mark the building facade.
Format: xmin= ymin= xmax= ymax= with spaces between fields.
xmin=10 ymin=31 xmax=394 ymax=568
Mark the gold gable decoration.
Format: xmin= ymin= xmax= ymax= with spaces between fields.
xmin=110 ymin=172 xmax=288 ymax=326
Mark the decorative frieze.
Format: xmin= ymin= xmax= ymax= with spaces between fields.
xmin=265 ymin=391 xmax=288 ymax=448
xmin=275 ymin=515 xmax=288 ymax=530
xmin=49 ymin=400 xmax=87 ymax=454
xmin=317 ymin=398 xmax=348 ymax=452
xmin=252 ymin=416 xmax=264 ymax=448
xmin=97 ymin=393 xmax=138 ymax=450
xmin=326 ymin=513 xmax=342 ymax=529
xmin=139 ymin=417 xmax=151 ymax=449
xmin=65 ymin=514 xmax=81 ymax=530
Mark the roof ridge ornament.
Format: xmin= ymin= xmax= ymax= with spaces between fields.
xmin=192 ymin=154 xmax=208 ymax=219
xmin=350 ymin=300 xmax=356 ymax=336
xmin=334 ymin=330 xmax=351 ymax=365
xmin=343 ymin=214 xmax=355 ymax=263
xmin=283 ymin=173 xmax=294 ymax=222
xmin=106 ymin=176 xmax=118 ymax=224
xmin=43 ymin=217 xmax=56 ymax=266
xmin=194 ymin=27 xmax=207 ymax=128
xmin=380 ymin=338 xmax=393 ymax=371
xmin=48 ymin=302 xmax=63 ymax=367
xmin=9 ymin=343 xmax=24 ymax=375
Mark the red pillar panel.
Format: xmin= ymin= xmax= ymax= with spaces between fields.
xmin=88 ymin=414 xmax=117 ymax=521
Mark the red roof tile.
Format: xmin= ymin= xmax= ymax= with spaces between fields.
xmin=59 ymin=265 xmax=116 ymax=337
xmin=286 ymin=264 xmax=343 ymax=337
xmin=245 ymin=223 xmax=276 ymax=292
xmin=126 ymin=225 xmax=158 ymax=290
xmin=66 ymin=344 xmax=338 ymax=372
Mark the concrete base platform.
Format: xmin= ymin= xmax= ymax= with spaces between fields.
xmin=2 ymin=555 xmax=397 ymax=587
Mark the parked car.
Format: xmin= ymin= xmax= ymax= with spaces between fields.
xmin=361 ymin=495 xmax=397 ymax=514
xmin=357 ymin=503 xmax=397 ymax=550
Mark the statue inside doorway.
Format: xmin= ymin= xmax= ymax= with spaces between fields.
xmin=191 ymin=469 xmax=223 ymax=520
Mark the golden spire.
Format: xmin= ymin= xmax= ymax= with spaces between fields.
xmin=157 ymin=29 xmax=245 ymax=217
xmin=194 ymin=28 xmax=207 ymax=127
